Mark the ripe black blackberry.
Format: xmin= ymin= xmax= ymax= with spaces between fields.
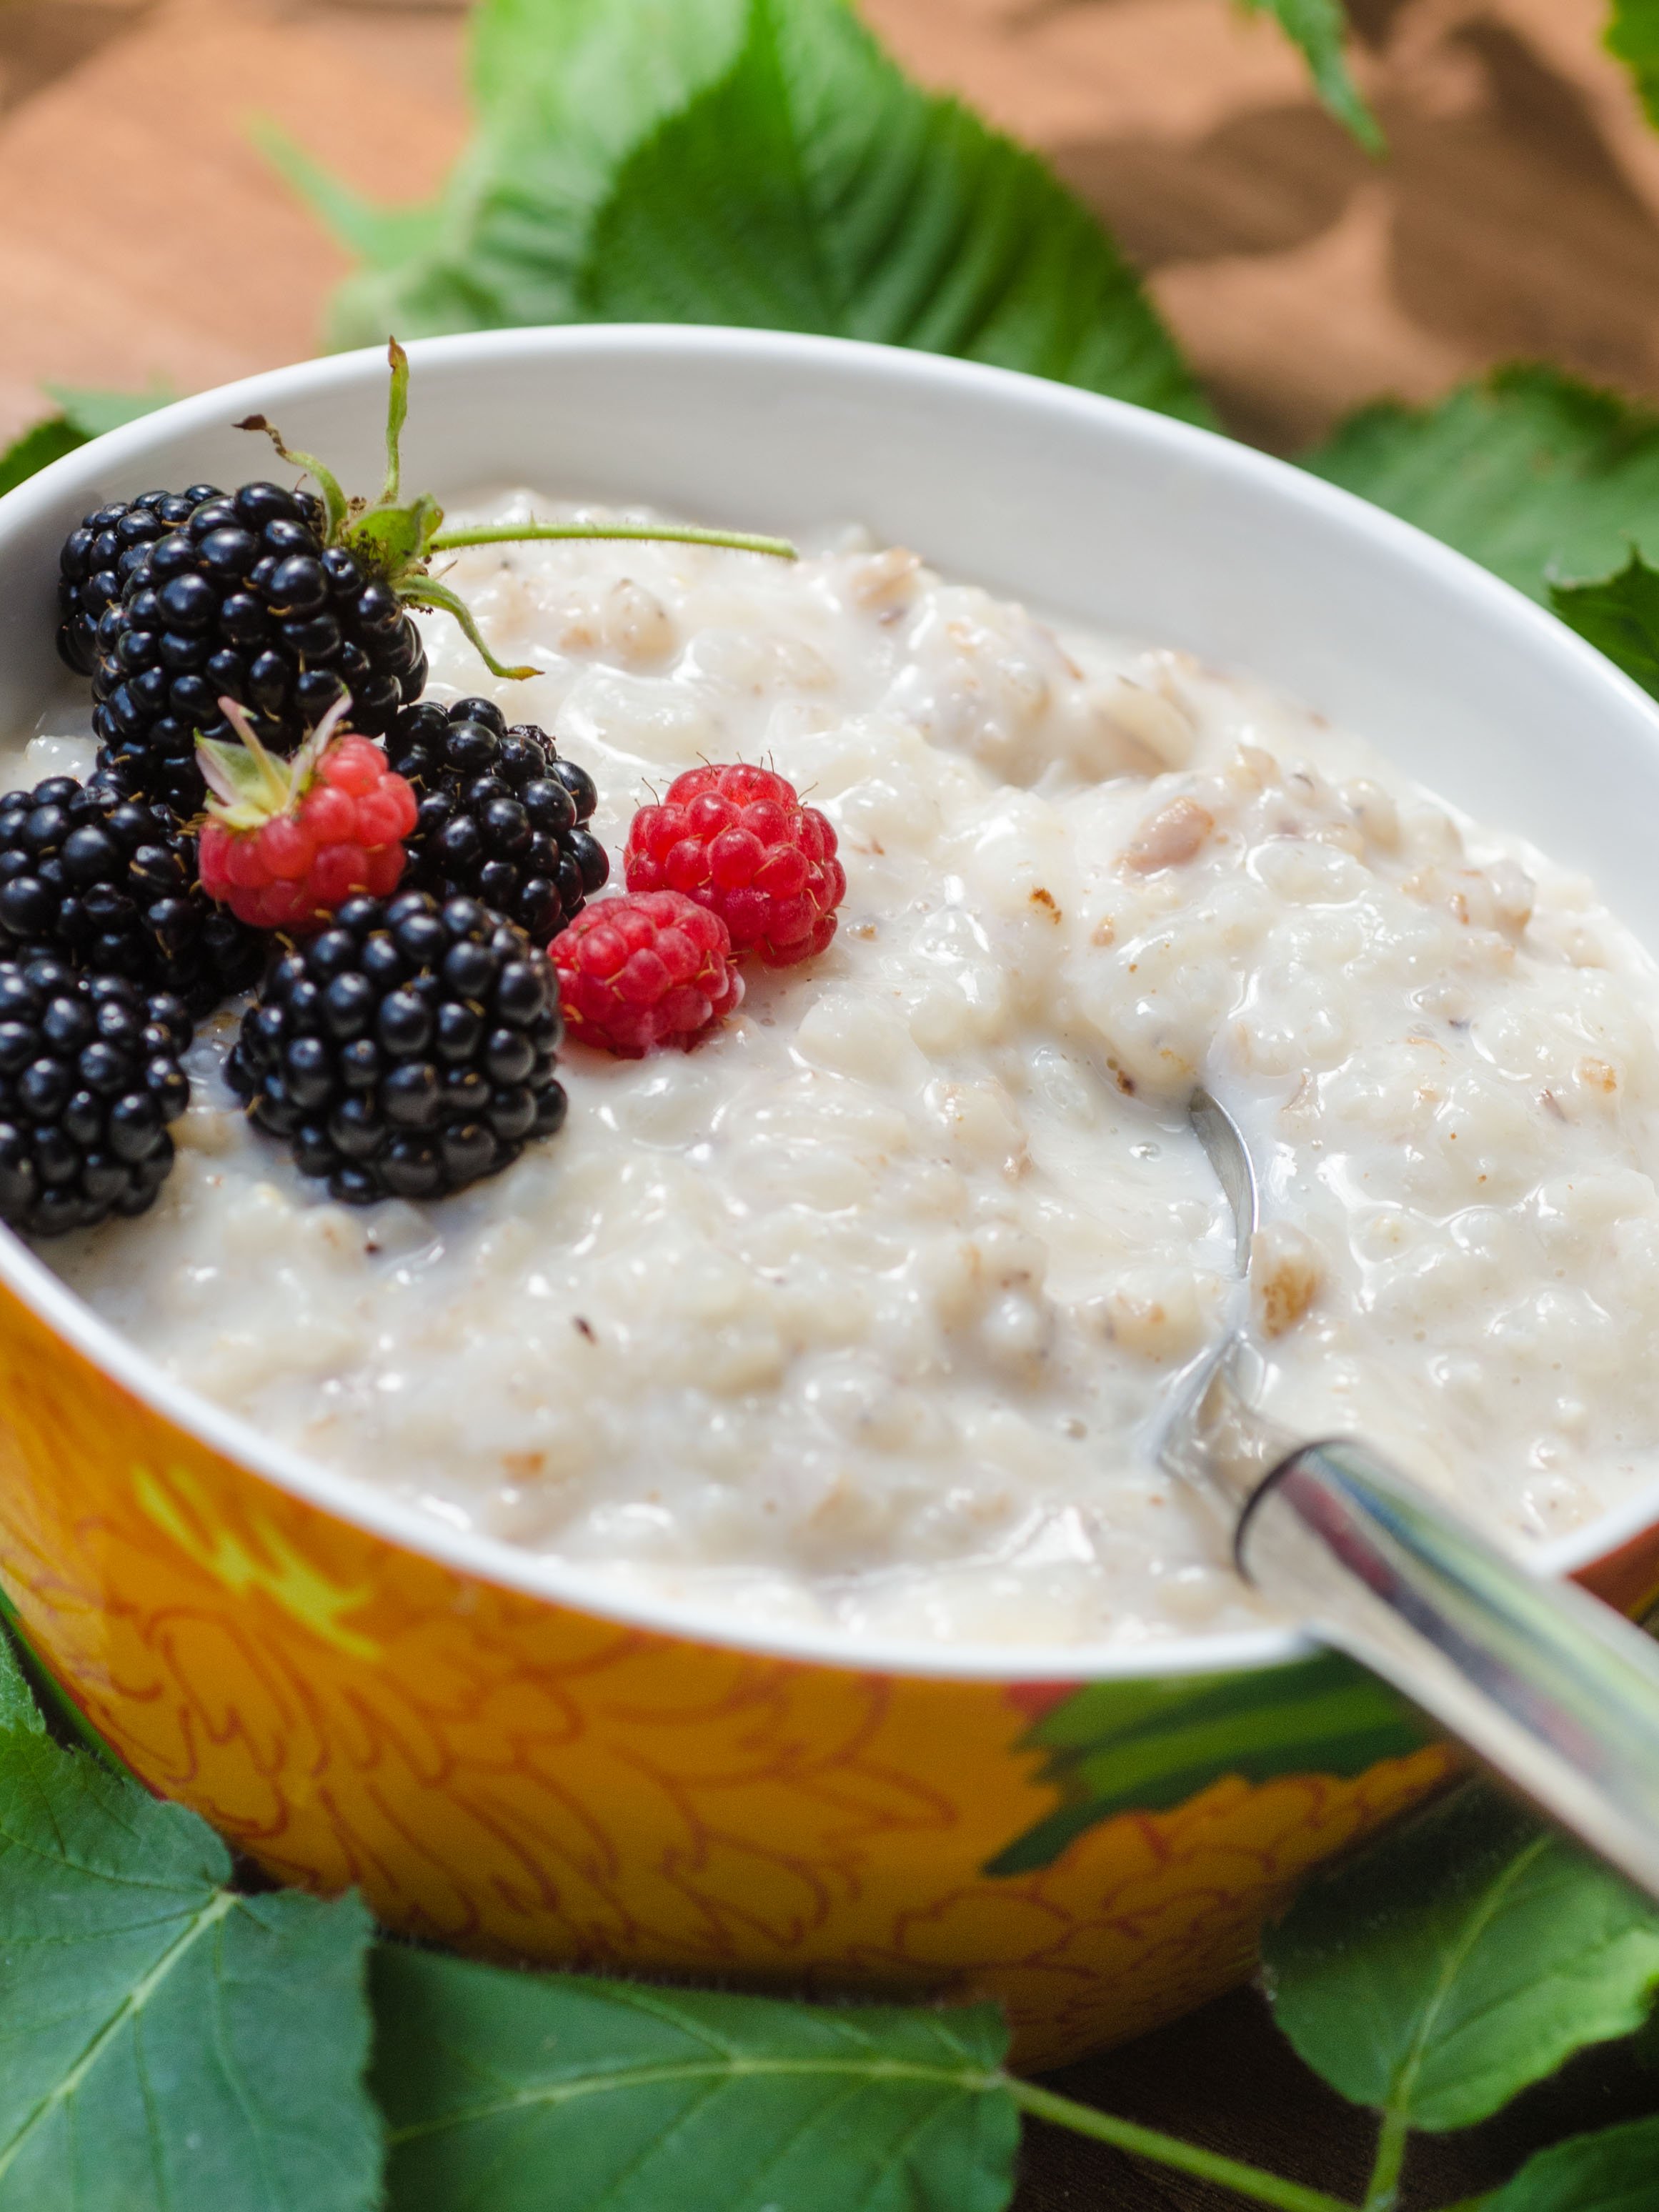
xmin=0 ymin=957 xmax=191 ymax=1237
xmin=57 ymin=485 xmax=221 ymax=678
xmin=90 ymin=479 xmax=429 ymax=818
xmin=68 ymin=340 xmax=794 ymax=820
xmin=227 ymin=890 xmax=566 ymax=1205
xmin=0 ymin=775 xmax=262 ymax=1018
xmin=387 ymin=697 xmax=608 ymax=945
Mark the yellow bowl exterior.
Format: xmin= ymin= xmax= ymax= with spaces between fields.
xmin=0 ymin=1275 xmax=1467 ymax=2071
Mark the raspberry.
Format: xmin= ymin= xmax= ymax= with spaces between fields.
xmin=197 ymin=697 xmax=417 ymax=932
xmin=552 ymin=890 xmax=741 ymax=1057
xmin=623 ymin=763 xmax=845 ymax=966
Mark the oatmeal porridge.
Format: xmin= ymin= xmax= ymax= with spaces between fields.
xmin=21 ymin=497 xmax=1659 ymax=1647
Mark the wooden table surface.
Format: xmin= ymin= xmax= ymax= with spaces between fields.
xmin=4 ymin=0 xmax=1656 ymax=452
xmin=3 ymin=2 xmax=1656 ymax=2201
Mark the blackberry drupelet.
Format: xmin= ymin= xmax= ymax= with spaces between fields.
xmin=0 ymin=775 xmax=262 ymax=1018
xmin=227 ymin=890 xmax=566 ymax=1205
xmin=76 ymin=342 xmax=796 ymax=821
xmin=0 ymin=958 xmax=191 ymax=1237
xmin=90 ymin=479 xmax=428 ymax=817
xmin=387 ymin=697 xmax=608 ymax=944
xmin=56 ymin=484 xmax=221 ymax=678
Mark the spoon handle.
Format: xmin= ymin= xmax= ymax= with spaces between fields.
xmin=1240 ymin=1438 xmax=1659 ymax=1899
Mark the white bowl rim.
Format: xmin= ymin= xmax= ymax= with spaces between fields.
xmin=3 ymin=321 xmax=1657 ymax=1688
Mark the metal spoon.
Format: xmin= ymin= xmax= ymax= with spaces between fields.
xmin=1162 ymin=1085 xmax=1659 ymax=1900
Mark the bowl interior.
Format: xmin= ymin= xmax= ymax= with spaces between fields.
xmin=2 ymin=324 xmax=1658 ymax=1678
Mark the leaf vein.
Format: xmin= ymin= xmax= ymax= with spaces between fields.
xmin=0 ymin=1888 xmax=239 ymax=2186
xmin=387 ymin=2054 xmax=998 ymax=2148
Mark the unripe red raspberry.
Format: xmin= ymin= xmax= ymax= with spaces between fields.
xmin=624 ymin=762 xmax=845 ymax=966
xmin=197 ymin=697 xmax=417 ymax=932
xmin=552 ymin=890 xmax=742 ymax=1057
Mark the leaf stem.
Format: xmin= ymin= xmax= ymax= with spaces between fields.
xmin=1361 ymin=2107 xmax=1411 ymax=2212
xmin=428 ymin=522 xmax=799 ymax=562
xmin=1007 ymin=2079 xmax=1356 ymax=2212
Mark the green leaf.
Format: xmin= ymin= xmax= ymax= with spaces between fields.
xmin=1264 ymin=1783 xmax=1659 ymax=2135
xmin=584 ymin=0 xmax=1207 ymax=419
xmin=1550 ymin=550 xmax=1659 ymax=697
xmin=1607 ymin=1 xmax=1659 ymax=130
xmin=0 ymin=1608 xmax=129 ymax=1775
xmin=0 ymin=1718 xmax=380 ymax=2208
xmin=1484 ymin=2115 xmax=1659 ymax=2212
xmin=1302 ymin=364 xmax=1659 ymax=601
xmin=251 ymin=118 xmax=442 ymax=270
xmin=987 ymin=1651 xmax=1425 ymax=1876
xmin=301 ymin=0 xmax=797 ymax=345
xmin=0 ymin=384 xmax=176 ymax=502
xmin=281 ymin=0 xmax=1208 ymax=424
xmin=45 ymin=382 xmax=176 ymax=439
xmin=1243 ymin=0 xmax=1382 ymax=151
xmin=372 ymin=1947 xmax=1018 ymax=2212
xmin=0 ymin=417 xmax=86 ymax=499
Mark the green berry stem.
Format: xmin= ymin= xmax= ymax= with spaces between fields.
xmin=234 ymin=414 xmax=351 ymax=540
xmin=407 ymin=576 xmax=538 ymax=684
xmin=382 ymin=335 xmax=410 ymax=507
xmin=234 ymin=339 xmax=797 ymax=697
xmin=427 ymin=520 xmax=798 ymax=561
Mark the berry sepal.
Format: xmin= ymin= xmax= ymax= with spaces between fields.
xmin=196 ymin=694 xmax=417 ymax=932
xmin=196 ymin=692 xmax=347 ymax=827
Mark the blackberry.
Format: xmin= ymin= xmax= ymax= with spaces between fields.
xmin=0 ymin=776 xmax=262 ymax=1019
xmin=89 ymin=479 xmax=428 ymax=818
xmin=75 ymin=339 xmax=794 ymax=819
xmin=387 ymin=697 xmax=608 ymax=944
xmin=0 ymin=957 xmax=191 ymax=1237
xmin=227 ymin=890 xmax=566 ymax=1205
xmin=56 ymin=484 xmax=221 ymax=678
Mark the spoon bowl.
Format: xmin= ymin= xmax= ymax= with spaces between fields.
xmin=1166 ymin=1087 xmax=1659 ymax=1900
